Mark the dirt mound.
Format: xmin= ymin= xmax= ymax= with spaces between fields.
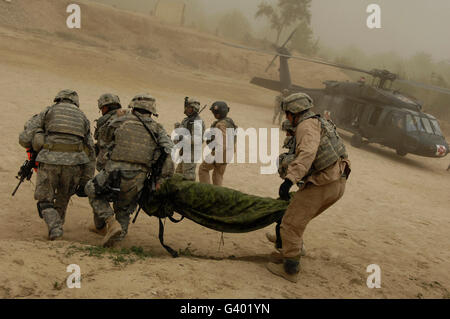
xmin=0 ymin=0 xmax=349 ymax=87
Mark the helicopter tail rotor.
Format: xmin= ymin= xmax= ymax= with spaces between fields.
xmin=264 ymin=27 xmax=298 ymax=72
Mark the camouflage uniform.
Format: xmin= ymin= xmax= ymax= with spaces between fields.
xmin=85 ymin=94 xmax=174 ymax=247
xmin=277 ymin=120 xmax=296 ymax=179
xmin=199 ymin=102 xmax=237 ymax=186
xmin=18 ymin=90 xmax=95 ymax=240
xmin=273 ymin=89 xmax=289 ymax=126
xmin=94 ymin=94 xmax=123 ymax=172
xmin=174 ymin=98 xmax=205 ymax=181
xmin=267 ymin=93 xmax=351 ymax=283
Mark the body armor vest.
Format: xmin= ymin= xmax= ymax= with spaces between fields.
xmin=45 ymin=103 xmax=86 ymax=138
xmin=284 ymin=114 xmax=347 ymax=178
xmin=211 ymin=117 xmax=237 ymax=145
xmin=110 ymin=117 xmax=158 ymax=167
xmin=95 ymin=110 xmax=117 ymax=141
xmin=211 ymin=117 xmax=237 ymax=130
xmin=181 ymin=114 xmax=205 ymax=136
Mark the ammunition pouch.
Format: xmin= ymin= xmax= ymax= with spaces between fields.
xmin=37 ymin=202 xmax=54 ymax=219
xmin=93 ymin=170 xmax=121 ymax=202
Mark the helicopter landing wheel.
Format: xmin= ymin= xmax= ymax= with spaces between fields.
xmin=396 ymin=149 xmax=407 ymax=157
xmin=351 ymin=133 xmax=363 ymax=148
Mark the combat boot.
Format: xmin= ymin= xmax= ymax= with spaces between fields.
xmin=101 ymin=216 xmax=122 ymax=248
xmin=269 ymin=251 xmax=283 ymax=264
xmin=266 ymin=259 xmax=300 ymax=283
xmin=89 ymin=215 xmax=107 ymax=236
xmin=49 ymin=227 xmax=63 ymax=241
xmin=265 ymin=232 xmax=306 ymax=256
xmin=89 ymin=224 xmax=107 ymax=236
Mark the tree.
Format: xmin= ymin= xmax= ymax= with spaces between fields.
xmin=217 ymin=10 xmax=252 ymax=42
xmin=290 ymin=20 xmax=319 ymax=56
xmin=255 ymin=0 xmax=312 ymax=45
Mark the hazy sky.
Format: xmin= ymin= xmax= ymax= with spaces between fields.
xmin=198 ymin=0 xmax=450 ymax=61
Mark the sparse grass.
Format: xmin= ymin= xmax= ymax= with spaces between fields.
xmin=65 ymin=245 xmax=153 ymax=266
xmin=178 ymin=243 xmax=197 ymax=257
xmin=53 ymin=281 xmax=63 ymax=291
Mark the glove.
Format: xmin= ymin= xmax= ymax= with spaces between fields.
xmin=75 ymin=183 xmax=87 ymax=198
xmin=279 ymin=179 xmax=293 ymax=201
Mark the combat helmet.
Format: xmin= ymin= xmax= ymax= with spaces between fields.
xmin=282 ymin=93 xmax=313 ymax=114
xmin=210 ymin=101 xmax=229 ymax=119
xmin=54 ymin=89 xmax=79 ymax=107
xmin=128 ymin=93 xmax=158 ymax=116
xmin=98 ymin=93 xmax=121 ymax=110
xmin=184 ymin=97 xmax=201 ymax=113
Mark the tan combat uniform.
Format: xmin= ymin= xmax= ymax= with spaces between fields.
xmin=281 ymin=115 xmax=351 ymax=260
xmin=198 ymin=117 xmax=236 ymax=186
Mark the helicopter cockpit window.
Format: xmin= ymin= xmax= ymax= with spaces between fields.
xmin=420 ymin=118 xmax=434 ymax=134
xmin=369 ymin=107 xmax=383 ymax=126
xmin=392 ymin=114 xmax=404 ymax=130
xmin=406 ymin=114 xmax=417 ymax=132
xmin=413 ymin=116 xmax=426 ymax=132
xmin=430 ymin=119 xmax=443 ymax=136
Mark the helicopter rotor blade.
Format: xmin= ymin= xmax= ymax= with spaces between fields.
xmin=220 ymin=41 xmax=450 ymax=96
xmin=265 ymin=55 xmax=278 ymax=72
xmin=221 ymin=41 xmax=373 ymax=76
xmin=280 ymin=27 xmax=298 ymax=49
xmin=396 ymin=78 xmax=450 ymax=95
xmin=265 ymin=28 xmax=299 ymax=72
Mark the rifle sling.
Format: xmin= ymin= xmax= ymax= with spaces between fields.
xmin=159 ymin=218 xmax=178 ymax=258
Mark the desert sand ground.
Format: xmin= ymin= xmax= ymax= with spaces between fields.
xmin=0 ymin=0 xmax=449 ymax=299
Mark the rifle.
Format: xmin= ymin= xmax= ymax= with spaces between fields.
xmin=12 ymin=149 xmax=38 ymax=196
xmin=198 ymin=104 xmax=207 ymax=114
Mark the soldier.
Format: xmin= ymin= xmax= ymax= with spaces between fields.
xmin=174 ymin=97 xmax=205 ymax=181
xmin=18 ymin=89 xmax=95 ymax=240
xmin=198 ymin=101 xmax=237 ymax=186
xmin=273 ymin=89 xmax=290 ymax=126
xmin=85 ymin=94 xmax=174 ymax=247
xmin=266 ymin=93 xmax=351 ymax=283
xmin=94 ymin=93 xmax=123 ymax=172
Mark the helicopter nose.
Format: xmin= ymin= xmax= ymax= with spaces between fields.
xmin=435 ymin=144 xmax=448 ymax=157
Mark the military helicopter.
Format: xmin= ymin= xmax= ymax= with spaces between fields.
xmin=222 ymin=30 xmax=450 ymax=158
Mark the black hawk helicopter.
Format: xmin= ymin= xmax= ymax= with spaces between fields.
xmin=222 ymin=30 xmax=450 ymax=158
